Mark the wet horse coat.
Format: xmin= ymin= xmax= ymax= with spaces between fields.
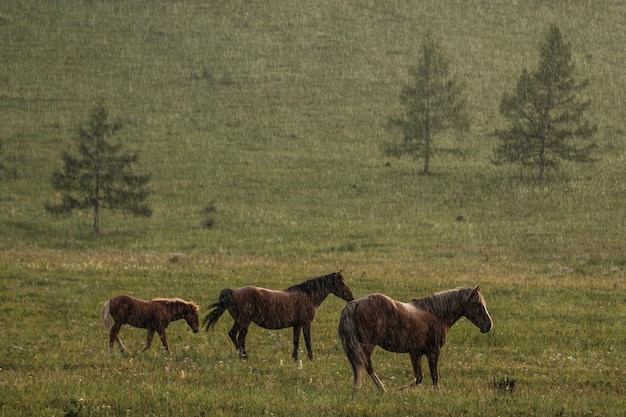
xmin=338 ymin=287 xmax=492 ymax=391
xmin=101 ymin=295 xmax=199 ymax=354
xmin=204 ymin=271 xmax=354 ymax=360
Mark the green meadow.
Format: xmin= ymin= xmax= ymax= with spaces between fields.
xmin=0 ymin=0 xmax=625 ymax=415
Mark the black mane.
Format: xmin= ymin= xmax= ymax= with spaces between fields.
xmin=285 ymin=272 xmax=338 ymax=294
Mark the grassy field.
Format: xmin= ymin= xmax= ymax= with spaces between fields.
xmin=1 ymin=0 xmax=625 ymax=415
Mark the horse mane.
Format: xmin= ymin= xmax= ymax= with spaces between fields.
xmin=410 ymin=288 xmax=471 ymax=318
xmin=151 ymin=297 xmax=199 ymax=314
xmin=285 ymin=272 xmax=338 ymax=294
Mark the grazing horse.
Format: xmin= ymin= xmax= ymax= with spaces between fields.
xmin=203 ymin=271 xmax=354 ymax=360
xmin=100 ymin=295 xmax=199 ymax=354
xmin=338 ymin=286 xmax=492 ymax=391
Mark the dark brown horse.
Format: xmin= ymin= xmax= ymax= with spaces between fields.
xmin=203 ymin=271 xmax=354 ymax=360
xmin=101 ymin=295 xmax=199 ymax=354
xmin=338 ymin=286 xmax=492 ymax=391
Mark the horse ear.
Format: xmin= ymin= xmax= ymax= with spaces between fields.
xmin=474 ymin=285 xmax=481 ymax=293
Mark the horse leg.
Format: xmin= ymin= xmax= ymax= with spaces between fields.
xmin=157 ymin=329 xmax=170 ymax=353
xmin=109 ymin=322 xmax=125 ymax=354
xmin=427 ymin=351 xmax=440 ymax=390
xmin=399 ymin=352 xmax=423 ymax=390
xmin=139 ymin=329 xmax=155 ymax=353
xmin=363 ymin=345 xmax=386 ymax=391
xmin=302 ymin=323 xmax=313 ymax=360
xmin=348 ymin=356 xmax=372 ymax=390
xmin=350 ymin=359 xmax=364 ymax=389
xmin=228 ymin=324 xmax=239 ymax=353
xmin=114 ymin=335 xmax=127 ymax=354
xmin=291 ymin=326 xmax=301 ymax=361
xmin=237 ymin=325 xmax=249 ymax=359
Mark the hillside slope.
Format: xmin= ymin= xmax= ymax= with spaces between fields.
xmin=0 ymin=0 xmax=624 ymax=275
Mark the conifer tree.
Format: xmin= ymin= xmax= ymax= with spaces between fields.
xmin=385 ymin=34 xmax=469 ymax=175
xmin=46 ymin=100 xmax=152 ymax=233
xmin=494 ymin=24 xmax=597 ymax=180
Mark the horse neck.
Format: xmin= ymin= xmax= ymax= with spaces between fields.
xmin=287 ymin=286 xmax=330 ymax=306
xmin=287 ymin=276 xmax=334 ymax=306
xmin=156 ymin=300 xmax=186 ymax=320
xmin=412 ymin=292 xmax=465 ymax=329
xmin=309 ymin=288 xmax=332 ymax=306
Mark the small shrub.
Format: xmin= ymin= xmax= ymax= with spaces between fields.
xmin=200 ymin=201 xmax=217 ymax=229
xmin=493 ymin=376 xmax=517 ymax=393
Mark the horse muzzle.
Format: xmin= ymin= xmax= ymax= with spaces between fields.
xmin=480 ymin=320 xmax=493 ymax=333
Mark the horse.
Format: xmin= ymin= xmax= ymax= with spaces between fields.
xmin=338 ymin=286 xmax=492 ymax=391
xmin=203 ymin=271 xmax=354 ymax=360
xmin=100 ymin=295 xmax=199 ymax=354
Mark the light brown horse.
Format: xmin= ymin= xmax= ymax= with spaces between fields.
xmin=101 ymin=295 xmax=199 ymax=354
xmin=203 ymin=271 xmax=354 ymax=360
xmin=338 ymin=286 xmax=492 ymax=391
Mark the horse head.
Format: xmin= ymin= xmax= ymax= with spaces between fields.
xmin=183 ymin=302 xmax=200 ymax=333
xmin=332 ymin=270 xmax=354 ymax=302
xmin=464 ymin=286 xmax=492 ymax=333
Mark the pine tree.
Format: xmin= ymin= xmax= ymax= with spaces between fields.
xmin=385 ymin=34 xmax=469 ymax=175
xmin=494 ymin=24 xmax=597 ymax=180
xmin=45 ymin=100 xmax=152 ymax=233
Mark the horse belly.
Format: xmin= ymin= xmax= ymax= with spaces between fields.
xmin=252 ymin=317 xmax=294 ymax=330
xmin=380 ymin=320 xmax=439 ymax=354
xmin=251 ymin=305 xmax=309 ymax=329
xmin=125 ymin=313 xmax=152 ymax=329
xmin=376 ymin=328 xmax=416 ymax=353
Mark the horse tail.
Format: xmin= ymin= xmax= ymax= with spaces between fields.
xmin=338 ymin=300 xmax=367 ymax=371
xmin=100 ymin=300 xmax=112 ymax=330
xmin=203 ymin=289 xmax=233 ymax=331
